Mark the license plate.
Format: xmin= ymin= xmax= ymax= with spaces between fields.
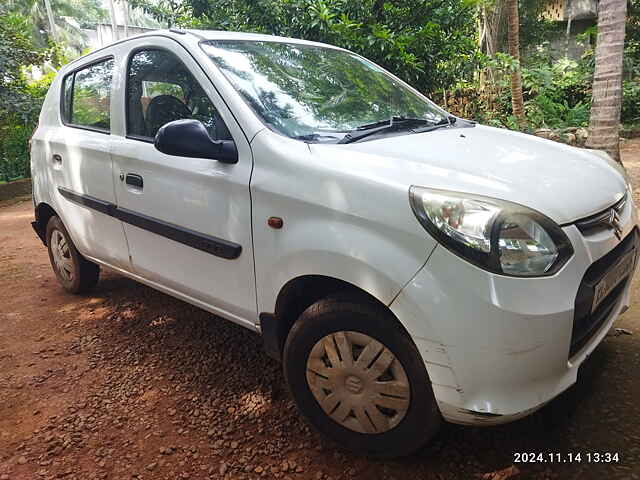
xmin=592 ymin=250 xmax=636 ymax=312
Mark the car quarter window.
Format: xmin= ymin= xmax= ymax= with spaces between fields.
xmin=126 ymin=48 xmax=232 ymax=141
xmin=62 ymin=58 xmax=114 ymax=132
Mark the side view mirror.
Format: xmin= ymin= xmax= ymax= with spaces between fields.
xmin=154 ymin=119 xmax=238 ymax=164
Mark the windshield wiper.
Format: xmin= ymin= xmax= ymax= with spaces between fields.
xmin=353 ymin=116 xmax=430 ymax=130
xmin=337 ymin=116 xmax=455 ymax=144
xmin=411 ymin=116 xmax=457 ymax=134
xmin=294 ymin=133 xmax=340 ymax=143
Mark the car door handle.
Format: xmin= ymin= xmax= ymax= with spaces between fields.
xmin=52 ymin=154 xmax=62 ymax=165
xmin=125 ymin=173 xmax=143 ymax=189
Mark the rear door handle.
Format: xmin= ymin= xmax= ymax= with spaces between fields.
xmin=125 ymin=173 xmax=143 ymax=189
xmin=52 ymin=154 xmax=62 ymax=165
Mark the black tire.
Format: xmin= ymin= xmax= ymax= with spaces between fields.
xmin=283 ymin=293 xmax=441 ymax=457
xmin=46 ymin=216 xmax=100 ymax=294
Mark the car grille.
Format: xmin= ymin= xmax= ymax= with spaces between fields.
xmin=570 ymin=228 xmax=638 ymax=358
xmin=574 ymin=194 xmax=627 ymax=236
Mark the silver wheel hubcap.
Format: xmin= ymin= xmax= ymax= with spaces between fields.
xmin=51 ymin=229 xmax=74 ymax=282
xmin=306 ymin=331 xmax=410 ymax=434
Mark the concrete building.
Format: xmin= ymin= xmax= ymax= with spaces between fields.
xmin=541 ymin=0 xmax=598 ymax=59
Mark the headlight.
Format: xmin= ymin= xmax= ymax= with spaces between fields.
xmin=409 ymin=186 xmax=573 ymax=277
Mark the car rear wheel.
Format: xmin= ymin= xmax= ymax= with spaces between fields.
xmin=283 ymin=293 xmax=441 ymax=457
xmin=46 ymin=216 xmax=99 ymax=294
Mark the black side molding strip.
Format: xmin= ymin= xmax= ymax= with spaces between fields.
xmin=115 ymin=206 xmax=241 ymax=259
xmin=58 ymin=187 xmax=115 ymax=216
xmin=58 ymin=187 xmax=242 ymax=259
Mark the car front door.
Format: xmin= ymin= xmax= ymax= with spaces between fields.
xmin=109 ymin=37 xmax=256 ymax=327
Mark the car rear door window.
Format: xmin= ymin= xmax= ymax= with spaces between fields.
xmin=126 ymin=49 xmax=232 ymax=141
xmin=62 ymin=58 xmax=114 ymax=132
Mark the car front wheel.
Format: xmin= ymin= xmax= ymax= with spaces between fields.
xmin=283 ymin=293 xmax=441 ymax=457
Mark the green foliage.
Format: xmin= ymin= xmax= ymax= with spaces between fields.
xmin=130 ymin=0 xmax=481 ymax=94
xmin=518 ymin=1 xmax=562 ymax=49
xmin=0 ymin=13 xmax=50 ymax=123
xmin=0 ymin=0 xmax=636 ymax=179
xmin=521 ymin=57 xmax=592 ymax=129
xmin=0 ymin=124 xmax=32 ymax=181
xmin=525 ymin=95 xmax=590 ymax=129
xmin=446 ymin=51 xmax=594 ymax=131
xmin=628 ymin=0 xmax=640 ymax=59
xmin=127 ymin=0 xmax=189 ymax=28
xmin=125 ymin=0 xmax=640 ymax=134
xmin=5 ymin=0 xmax=108 ymax=56
xmin=0 ymin=12 xmax=53 ymax=181
xmin=623 ymin=80 xmax=640 ymax=124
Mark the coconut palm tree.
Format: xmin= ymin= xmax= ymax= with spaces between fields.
xmin=6 ymin=0 xmax=108 ymax=52
xmin=506 ymin=0 xmax=526 ymax=129
xmin=585 ymin=0 xmax=628 ymax=162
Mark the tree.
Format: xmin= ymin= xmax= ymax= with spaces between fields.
xmin=6 ymin=0 xmax=108 ymax=56
xmin=585 ymin=0 xmax=628 ymax=162
xmin=478 ymin=0 xmax=502 ymax=58
xmin=0 ymin=12 xmax=53 ymax=181
xmin=506 ymin=0 xmax=525 ymax=129
xmin=0 ymin=13 xmax=50 ymax=123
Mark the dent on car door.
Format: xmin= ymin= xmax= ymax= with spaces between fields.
xmin=109 ymin=41 xmax=257 ymax=326
xmin=52 ymin=57 xmax=131 ymax=269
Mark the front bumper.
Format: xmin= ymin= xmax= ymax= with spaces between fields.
xmin=390 ymin=198 xmax=638 ymax=426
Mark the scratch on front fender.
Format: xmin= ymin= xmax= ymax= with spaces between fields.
xmin=506 ymin=343 xmax=544 ymax=356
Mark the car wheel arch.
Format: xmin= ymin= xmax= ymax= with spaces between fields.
xmin=33 ymin=202 xmax=59 ymax=245
xmin=260 ymin=274 xmax=411 ymax=361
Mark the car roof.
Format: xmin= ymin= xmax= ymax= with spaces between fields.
xmin=64 ymin=29 xmax=346 ymax=71
xmin=186 ymin=29 xmax=345 ymax=50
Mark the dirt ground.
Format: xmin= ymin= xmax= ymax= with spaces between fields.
xmin=2 ymin=141 xmax=640 ymax=480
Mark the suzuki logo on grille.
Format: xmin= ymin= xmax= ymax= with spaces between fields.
xmin=605 ymin=208 xmax=623 ymax=240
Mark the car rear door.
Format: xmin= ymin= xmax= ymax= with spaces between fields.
xmin=109 ymin=36 xmax=256 ymax=327
xmin=49 ymin=55 xmax=131 ymax=269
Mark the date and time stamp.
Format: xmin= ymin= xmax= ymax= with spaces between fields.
xmin=513 ymin=452 xmax=621 ymax=464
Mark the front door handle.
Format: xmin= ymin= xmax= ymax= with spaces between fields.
xmin=125 ymin=173 xmax=143 ymax=189
xmin=52 ymin=154 xmax=62 ymax=165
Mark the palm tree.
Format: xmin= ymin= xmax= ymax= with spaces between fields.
xmin=585 ymin=0 xmax=628 ymax=162
xmin=43 ymin=0 xmax=58 ymax=41
xmin=6 ymin=0 xmax=108 ymax=53
xmin=506 ymin=0 xmax=526 ymax=129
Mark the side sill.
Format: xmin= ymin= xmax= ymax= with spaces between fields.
xmin=83 ymin=253 xmax=259 ymax=333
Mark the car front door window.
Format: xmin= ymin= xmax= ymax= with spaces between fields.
xmin=126 ymin=49 xmax=232 ymax=141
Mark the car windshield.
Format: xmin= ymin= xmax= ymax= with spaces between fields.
xmin=201 ymin=40 xmax=449 ymax=142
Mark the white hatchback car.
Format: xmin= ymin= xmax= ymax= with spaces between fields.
xmin=31 ymin=29 xmax=637 ymax=457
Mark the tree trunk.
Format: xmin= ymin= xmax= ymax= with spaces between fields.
xmin=585 ymin=0 xmax=627 ymax=162
xmin=478 ymin=1 xmax=503 ymax=90
xmin=565 ymin=2 xmax=573 ymax=57
xmin=506 ymin=0 xmax=526 ymax=130
xmin=122 ymin=0 xmax=129 ymax=39
xmin=479 ymin=0 xmax=502 ymax=58
xmin=42 ymin=0 xmax=58 ymax=41
xmin=108 ymin=0 xmax=119 ymax=41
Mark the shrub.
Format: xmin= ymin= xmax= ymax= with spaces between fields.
xmin=622 ymin=80 xmax=640 ymax=125
xmin=0 ymin=124 xmax=33 ymax=182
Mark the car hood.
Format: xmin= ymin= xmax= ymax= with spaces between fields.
xmin=309 ymin=124 xmax=627 ymax=225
